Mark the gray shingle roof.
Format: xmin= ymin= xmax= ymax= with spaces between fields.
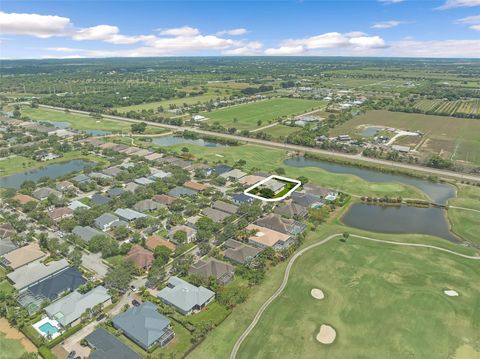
xmin=202 ymin=207 xmax=230 ymax=223
xmin=212 ymin=200 xmax=238 ymax=214
xmin=94 ymin=213 xmax=119 ymax=229
xmin=114 ymin=208 xmax=147 ymax=221
xmin=157 ymin=276 xmax=214 ymax=314
xmin=72 ymin=226 xmax=103 ymax=242
xmin=168 ymin=186 xmax=196 ymax=198
xmin=112 ymin=301 xmax=171 ymax=349
xmin=7 ymin=258 xmax=69 ymax=290
xmin=86 ymin=328 xmax=142 ymax=359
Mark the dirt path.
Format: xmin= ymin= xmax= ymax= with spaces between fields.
xmin=449 ymin=206 xmax=480 ymax=214
xmin=0 ymin=317 xmax=37 ymax=353
xmin=229 ymin=233 xmax=480 ymax=359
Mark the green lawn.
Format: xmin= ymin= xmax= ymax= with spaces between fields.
xmin=190 ymin=224 xmax=480 ymax=359
xmin=0 ymin=280 xmax=14 ymax=296
xmin=0 ymin=333 xmax=29 ymax=359
xmin=104 ymin=255 xmax=124 ymax=267
xmin=263 ymin=124 xmax=301 ymax=140
xmin=189 ymin=301 xmax=231 ymax=327
xmin=203 ymin=98 xmax=326 ymax=131
xmin=448 ymin=185 xmax=480 ymax=246
xmin=0 ymin=150 xmax=107 ymax=177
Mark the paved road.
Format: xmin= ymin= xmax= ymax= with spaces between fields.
xmin=229 ymin=233 xmax=480 ymax=359
xmin=38 ymin=104 xmax=480 ymax=183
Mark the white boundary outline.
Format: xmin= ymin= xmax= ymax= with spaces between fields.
xmin=244 ymin=175 xmax=301 ymax=202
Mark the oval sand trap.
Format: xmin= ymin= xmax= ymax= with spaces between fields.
xmin=311 ymin=288 xmax=325 ymax=300
xmin=316 ymin=324 xmax=336 ymax=344
xmin=444 ymin=289 xmax=459 ymax=297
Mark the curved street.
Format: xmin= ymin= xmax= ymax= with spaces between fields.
xmin=229 ymin=233 xmax=480 ymax=359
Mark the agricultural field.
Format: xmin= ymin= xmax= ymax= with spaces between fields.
xmin=414 ymin=99 xmax=480 ymax=117
xmin=331 ymin=110 xmax=480 ymax=165
xmin=322 ymin=78 xmax=420 ymax=92
xmin=19 ymin=106 xmax=165 ymax=134
xmin=203 ymin=98 xmax=326 ymax=131
xmin=259 ymin=124 xmax=301 ymax=140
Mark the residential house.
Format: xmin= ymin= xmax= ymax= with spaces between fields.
xmin=145 ymin=236 xmax=176 ymax=252
xmin=56 ymin=180 xmax=75 ymax=192
xmin=144 ymin=153 xmax=163 ymax=162
xmin=0 ymin=223 xmax=15 ymax=240
xmin=102 ymin=166 xmax=123 ymax=178
xmin=0 ymin=238 xmax=17 ymax=257
xmin=71 ymin=174 xmax=91 ymax=184
xmin=213 ymin=164 xmax=232 ymax=175
xmin=91 ymin=193 xmax=111 ymax=206
xmin=89 ymin=172 xmax=113 ymax=181
xmin=183 ymin=180 xmax=207 ymax=192
xmin=256 ymin=213 xmax=306 ymax=235
xmin=72 ymin=226 xmax=103 ymax=242
xmin=239 ymin=175 xmax=265 ymax=187
xmin=202 ymin=207 xmax=230 ymax=223
xmin=112 ymin=301 xmax=175 ymax=349
xmin=168 ymin=186 xmax=197 ymax=198
xmin=125 ymin=245 xmax=154 ymax=270
xmin=220 ymin=169 xmax=247 ymax=181
xmin=134 ymin=199 xmax=165 ymax=213
xmin=47 ymin=207 xmax=73 ymax=222
xmin=94 ymin=213 xmax=119 ymax=231
xmin=157 ymin=276 xmax=215 ymax=315
xmin=7 ymin=258 xmax=68 ymax=290
xmin=149 ymin=169 xmax=171 ymax=180
xmin=246 ymin=224 xmax=294 ymax=251
xmin=13 ymin=194 xmax=37 ymax=205
xmin=188 ymin=258 xmax=234 ymax=285
xmin=115 ymin=208 xmax=147 ymax=222
xmin=231 ymin=193 xmax=254 ymax=205
xmin=44 ymin=286 xmax=111 ymax=327
xmin=32 ymin=187 xmax=61 ymax=200
xmin=68 ymin=200 xmax=90 ymax=211
xmin=152 ymin=194 xmax=176 ymax=206
xmin=107 ymin=187 xmax=126 ymax=198
xmin=223 ymin=239 xmax=263 ymax=265
xmin=125 ymin=182 xmax=140 ymax=193
xmin=134 ymin=177 xmax=154 ymax=186
xmin=1 ymin=243 xmax=46 ymax=270
xmin=85 ymin=328 xmax=142 ymax=359
xmin=274 ymin=201 xmax=308 ymax=218
xmin=291 ymin=192 xmax=323 ymax=208
xmin=212 ymin=200 xmax=238 ymax=215
xmin=170 ymin=225 xmax=196 ymax=244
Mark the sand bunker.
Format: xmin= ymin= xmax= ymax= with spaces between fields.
xmin=311 ymin=288 xmax=325 ymax=300
xmin=444 ymin=289 xmax=459 ymax=297
xmin=316 ymin=324 xmax=336 ymax=344
xmin=0 ymin=318 xmax=37 ymax=352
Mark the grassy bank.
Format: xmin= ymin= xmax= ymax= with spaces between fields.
xmin=448 ymin=185 xmax=480 ymax=246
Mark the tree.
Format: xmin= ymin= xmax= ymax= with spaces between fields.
xmin=154 ymin=246 xmax=172 ymax=264
xmin=69 ymin=248 xmax=83 ymax=267
xmin=104 ymin=260 xmax=135 ymax=292
xmin=147 ymin=259 xmax=166 ymax=288
xmin=341 ymin=232 xmax=350 ymax=242
xmin=131 ymin=122 xmax=147 ymax=133
xmin=173 ymin=230 xmax=187 ymax=244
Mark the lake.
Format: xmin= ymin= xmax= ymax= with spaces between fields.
xmin=360 ymin=126 xmax=383 ymax=137
xmin=284 ymin=156 xmax=460 ymax=242
xmin=342 ymin=203 xmax=460 ymax=242
xmin=0 ymin=160 xmax=95 ymax=188
xmin=284 ymin=157 xmax=455 ymax=205
xmin=152 ymin=135 xmax=228 ymax=148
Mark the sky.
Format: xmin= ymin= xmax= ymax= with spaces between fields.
xmin=0 ymin=0 xmax=479 ymax=59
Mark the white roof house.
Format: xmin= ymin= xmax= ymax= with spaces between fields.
xmin=7 ymin=258 xmax=69 ymax=290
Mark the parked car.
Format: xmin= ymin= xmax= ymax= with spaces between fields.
xmin=96 ymin=314 xmax=105 ymax=321
xmin=67 ymin=351 xmax=76 ymax=359
xmin=132 ymin=299 xmax=140 ymax=307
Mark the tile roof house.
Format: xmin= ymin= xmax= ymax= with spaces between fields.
xmin=55 ymin=180 xmax=75 ymax=192
xmin=168 ymin=186 xmax=197 ymax=198
xmin=44 ymin=286 xmax=111 ymax=327
xmin=13 ymin=194 xmax=37 ymax=205
xmin=152 ymin=194 xmax=176 ymax=205
xmin=157 ymin=276 xmax=215 ymax=315
xmin=189 ymin=258 xmax=234 ymax=285
xmin=223 ymin=239 xmax=263 ymax=265
xmin=246 ymin=224 xmax=294 ymax=251
xmin=145 ymin=236 xmax=176 ymax=252
xmin=1 ymin=242 xmax=46 ymax=270
xmin=212 ymin=200 xmax=238 ymax=215
xmin=274 ymin=201 xmax=308 ymax=218
xmin=7 ymin=258 xmax=68 ymax=290
xmin=32 ymin=187 xmax=62 ymax=200
xmin=115 ymin=208 xmax=147 ymax=222
xmin=134 ymin=199 xmax=165 ymax=212
xmin=47 ymin=207 xmax=74 ymax=222
xmin=94 ymin=213 xmax=119 ymax=231
xmin=183 ymin=180 xmax=208 ymax=192
xmin=239 ymin=175 xmax=265 ymax=186
xmin=86 ymin=328 xmax=142 ymax=359
xmin=112 ymin=301 xmax=175 ymax=349
xmin=256 ymin=213 xmax=306 ymax=235
xmin=72 ymin=226 xmax=103 ymax=242
xmin=202 ymin=207 xmax=230 ymax=223
xmin=126 ymin=245 xmax=154 ymax=270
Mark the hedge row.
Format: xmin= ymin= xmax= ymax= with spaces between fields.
xmin=38 ymin=346 xmax=57 ymax=359
xmin=46 ymin=323 xmax=84 ymax=348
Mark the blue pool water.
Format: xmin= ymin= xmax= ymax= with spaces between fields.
xmin=39 ymin=322 xmax=59 ymax=336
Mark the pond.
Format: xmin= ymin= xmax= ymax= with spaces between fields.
xmin=284 ymin=157 xmax=455 ymax=205
xmin=0 ymin=160 xmax=95 ymax=189
xmin=45 ymin=121 xmax=71 ymax=129
xmin=152 ymin=135 xmax=228 ymax=148
xmin=341 ymin=203 xmax=460 ymax=242
xmin=284 ymin=156 xmax=460 ymax=242
xmin=359 ymin=126 xmax=384 ymax=137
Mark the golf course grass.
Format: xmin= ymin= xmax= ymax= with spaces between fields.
xmin=203 ymin=98 xmax=326 ymax=131
xmin=190 ymin=224 xmax=480 ymax=359
xmin=448 ymin=185 xmax=480 ymax=246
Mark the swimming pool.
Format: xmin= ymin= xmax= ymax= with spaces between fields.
xmin=39 ymin=322 xmax=59 ymax=336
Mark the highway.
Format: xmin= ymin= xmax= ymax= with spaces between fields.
xmin=39 ymin=104 xmax=480 ymax=183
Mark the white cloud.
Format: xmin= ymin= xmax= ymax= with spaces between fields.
xmin=455 ymin=14 xmax=480 ymax=30
xmin=157 ymin=26 xmax=200 ymax=36
xmin=0 ymin=11 xmax=72 ymax=38
xmin=348 ymin=36 xmax=387 ymax=48
xmin=264 ymin=46 xmax=305 ymax=55
xmin=372 ymin=20 xmax=406 ymax=29
xmin=387 ymin=39 xmax=480 ymax=57
xmin=437 ymin=0 xmax=480 ymax=9
xmin=223 ymin=41 xmax=262 ymax=55
xmin=47 ymin=47 xmax=84 ymax=52
xmin=378 ymin=0 xmax=404 ymax=4
xmin=216 ymin=28 xmax=248 ymax=36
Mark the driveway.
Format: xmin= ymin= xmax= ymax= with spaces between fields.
xmin=82 ymin=252 xmax=109 ymax=278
